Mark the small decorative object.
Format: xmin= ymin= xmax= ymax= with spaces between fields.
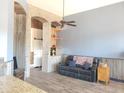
xmin=50 ymin=45 xmax=56 ymax=56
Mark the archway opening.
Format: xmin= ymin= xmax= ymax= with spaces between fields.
xmin=30 ymin=16 xmax=48 ymax=72
xmin=14 ymin=2 xmax=26 ymax=80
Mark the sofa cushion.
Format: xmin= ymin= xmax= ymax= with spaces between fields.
xmin=60 ymin=65 xmax=79 ymax=73
xmin=67 ymin=56 xmax=74 ymax=61
xmin=59 ymin=70 xmax=79 ymax=78
xmin=65 ymin=56 xmax=74 ymax=65
xmin=78 ymin=74 xmax=91 ymax=81
xmin=68 ymin=61 xmax=76 ymax=67
xmin=76 ymin=64 xmax=83 ymax=68
xmin=78 ymin=68 xmax=91 ymax=75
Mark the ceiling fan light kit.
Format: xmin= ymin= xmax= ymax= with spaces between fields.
xmin=51 ymin=0 xmax=76 ymax=28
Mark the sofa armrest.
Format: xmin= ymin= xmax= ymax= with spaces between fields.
xmin=91 ymin=64 xmax=97 ymax=71
xmin=58 ymin=63 xmax=66 ymax=66
xmin=57 ymin=63 xmax=66 ymax=72
xmin=91 ymin=69 xmax=97 ymax=82
xmin=91 ymin=64 xmax=97 ymax=82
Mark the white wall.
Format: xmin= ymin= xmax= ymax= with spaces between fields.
xmin=7 ymin=0 xmax=14 ymax=61
xmin=0 ymin=0 xmax=14 ymax=76
xmin=0 ymin=0 xmax=8 ymax=59
xmin=31 ymin=28 xmax=43 ymax=67
xmin=31 ymin=28 xmax=43 ymax=51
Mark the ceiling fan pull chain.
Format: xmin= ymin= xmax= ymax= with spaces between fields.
xmin=63 ymin=0 xmax=65 ymax=20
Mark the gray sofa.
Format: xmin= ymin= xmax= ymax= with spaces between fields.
xmin=58 ymin=55 xmax=99 ymax=82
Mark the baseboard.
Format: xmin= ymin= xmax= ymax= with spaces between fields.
xmin=110 ymin=78 xmax=124 ymax=83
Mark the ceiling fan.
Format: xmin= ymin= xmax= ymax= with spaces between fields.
xmin=52 ymin=0 xmax=76 ymax=28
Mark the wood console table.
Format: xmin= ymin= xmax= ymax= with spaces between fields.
xmin=97 ymin=66 xmax=110 ymax=85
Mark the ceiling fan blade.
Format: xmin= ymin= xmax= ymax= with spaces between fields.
xmin=60 ymin=20 xmax=76 ymax=24
xmin=66 ymin=21 xmax=76 ymax=23
xmin=51 ymin=21 xmax=61 ymax=27
xmin=67 ymin=23 xmax=77 ymax=27
xmin=52 ymin=0 xmax=77 ymax=28
xmin=60 ymin=20 xmax=66 ymax=23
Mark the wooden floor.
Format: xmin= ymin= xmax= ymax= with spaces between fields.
xmin=26 ymin=68 xmax=124 ymax=93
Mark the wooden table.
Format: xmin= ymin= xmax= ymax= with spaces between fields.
xmin=0 ymin=76 xmax=47 ymax=93
xmin=97 ymin=65 xmax=110 ymax=85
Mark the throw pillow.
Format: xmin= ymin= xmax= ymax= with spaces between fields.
xmin=68 ymin=61 xmax=76 ymax=67
xmin=67 ymin=56 xmax=74 ymax=61
xmin=82 ymin=62 xmax=91 ymax=70
xmin=65 ymin=56 xmax=74 ymax=65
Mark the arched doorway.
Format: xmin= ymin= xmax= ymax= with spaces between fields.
xmin=30 ymin=16 xmax=49 ymax=72
xmin=14 ymin=2 xmax=26 ymax=79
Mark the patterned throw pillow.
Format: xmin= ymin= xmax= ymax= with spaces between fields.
xmin=73 ymin=56 xmax=94 ymax=66
xmin=68 ymin=61 xmax=76 ymax=67
xmin=82 ymin=62 xmax=92 ymax=70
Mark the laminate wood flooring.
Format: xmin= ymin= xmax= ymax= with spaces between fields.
xmin=26 ymin=68 xmax=124 ymax=93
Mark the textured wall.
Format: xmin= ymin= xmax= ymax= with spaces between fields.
xmin=58 ymin=2 xmax=124 ymax=58
xmin=14 ymin=14 xmax=26 ymax=69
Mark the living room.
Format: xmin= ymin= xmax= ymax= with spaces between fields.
xmin=0 ymin=0 xmax=124 ymax=93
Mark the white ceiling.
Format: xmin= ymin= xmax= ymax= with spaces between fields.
xmin=29 ymin=0 xmax=124 ymax=17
